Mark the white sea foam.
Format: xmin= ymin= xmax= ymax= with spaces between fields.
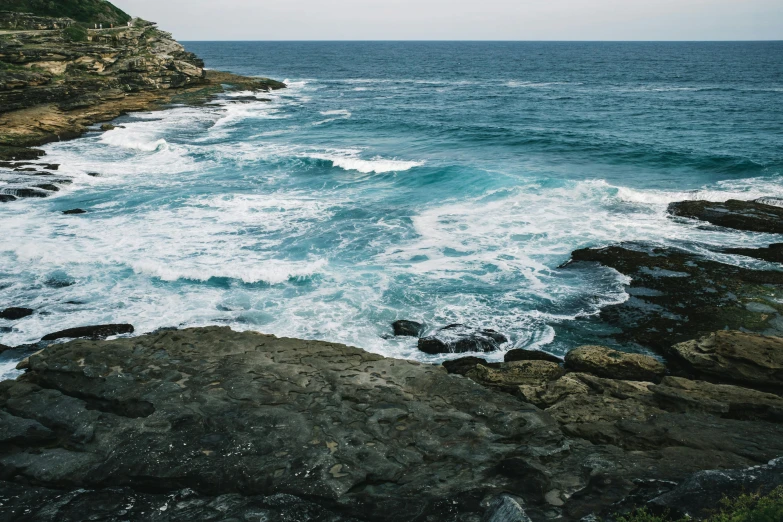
xmin=307 ymin=153 xmax=424 ymax=173
xmin=312 ymin=109 xmax=352 ymax=126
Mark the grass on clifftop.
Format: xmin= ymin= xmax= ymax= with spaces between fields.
xmin=615 ymin=486 xmax=783 ymax=522
xmin=2 ymin=0 xmax=130 ymax=25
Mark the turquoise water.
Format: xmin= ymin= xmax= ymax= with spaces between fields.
xmin=1 ymin=42 xmax=782 ymax=376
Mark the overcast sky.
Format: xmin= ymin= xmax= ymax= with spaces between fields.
xmin=113 ymin=0 xmax=782 ymax=41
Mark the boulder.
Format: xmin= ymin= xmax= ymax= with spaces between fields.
xmin=100 ymin=124 xmax=116 ymax=131
xmin=62 ymin=208 xmax=87 ymax=215
xmin=418 ymin=324 xmax=508 ymax=354
xmin=41 ymin=324 xmax=134 ymax=341
xmin=668 ymin=199 xmax=783 ymax=234
xmin=504 ymin=348 xmax=561 ymax=364
xmin=564 ymin=345 xmax=665 ymax=382
xmin=391 ymin=319 xmax=424 ymax=337
xmin=650 ymin=376 xmax=783 ymax=422
xmin=0 ymin=194 xmax=16 ymax=203
xmin=648 ymin=457 xmax=783 ymax=519
xmin=0 ymin=307 xmax=34 ymax=320
xmin=469 ymin=361 xmax=565 ymax=390
xmin=670 ymin=331 xmax=783 ymax=388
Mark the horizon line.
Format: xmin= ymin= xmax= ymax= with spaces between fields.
xmin=180 ymin=39 xmax=783 ymax=43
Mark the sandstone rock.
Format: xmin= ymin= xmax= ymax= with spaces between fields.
xmin=100 ymin=123 xmax=116 ymax=131
xmin=650 ymin=376 xmax=783 ymax=422
xmin=418 ymin=324 xmax=508 ymax=354
xmin=391 ymin=319 xmax=424 ymax=337
xmin=0 ymin=327 xmax=562 ymax=521
xmin=564 ymin=345 xmax=665 ymax=382
xmin=40 ymin=323 xmax=134 ymax=341
xmin=668 ymin=199 xmax=783 ymax=234
xmin=0 ymin=307 xmax=33 ymax=320
xmin=504 ymin=348 xmax=561 ymax=364
xmin=671 ymin=330 xmax=783 ymax=388
xmin=469 ymin=360 xmax=565 ymax=391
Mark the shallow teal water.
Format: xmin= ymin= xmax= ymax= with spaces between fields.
xmin=1 ymin=42 xmax=782 ymax=377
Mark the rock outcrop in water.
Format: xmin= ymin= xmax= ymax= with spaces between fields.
xmin=2 ymin=327 xmax=782 ymax=521
xmin=667 ymin=198 xmax=783 ymax=234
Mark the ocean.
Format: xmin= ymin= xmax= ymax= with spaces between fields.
xmin=1 ymin=41 xmax=782 ymax=378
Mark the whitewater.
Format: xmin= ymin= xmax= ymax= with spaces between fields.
xmin=1 ymin=42 xmax=781 ymax=379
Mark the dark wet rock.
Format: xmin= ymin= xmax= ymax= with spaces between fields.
xmin=34 ymin=183 xmax=60 ymax=192
xmin=0 ymin=307 xmax=33 ymax=320
xmin=650 ymin=376 xmax=783 ymax=422
xmin=724 ymin=242 xmax=783 ymax=264
xmin=62 ymin=208 xmax=87 ymax=215
xmin=441 ymin=355 xmax=498 ymax=375
xmin=0 ymin=343 xmax=11 ymax=354
xmin=0 ymin=481 xmax=357 ymax=522
xmin=86 ymin=172 xmax=101 ymax=177
xmin=564 ymin=345 xmax=665 ymax=382
xmin=391 ymin=319 xmax=424 ymax=337
xmin=670 ymin=330 xmax=783 ymax=388
xmin=0 ymin=146 xmax=45 ymax=161
xmin=40 ymin=324 xmax=134 ymax=341
xmin=668 ymin=199 xmax=783 ymax=234
xmin=504 ymin=348 xmax=561 ymax=364
xmin=0 ymin=194 xmax=16 ymax=202
xmin=468 ymin=361 xmax=565 ymax=391
xmin=648 ymin=457 xmax=783 ymax=519
xmin=100 ymin=123 xmax=116 ymax=131
xmin=0 ymin=410 xmax=55 ymax=445
xmin=5 ymin=188 xmax=49 ymax=198
xmin=562 ymin=243 xmax=783 ymax=352
xmin=418 ymin=324 xmax=508 ymax=354
xmin=0 ymin=327 xmax=562 ymax=521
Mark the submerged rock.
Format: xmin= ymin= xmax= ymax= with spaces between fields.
xmin=0 ymin=307 xmax=33 ymax=320
xmin=564 ymin=345 xmax=665 ymax=382
xmin=418 ymin=324 xmax=508 ymax=354
xmin=670 ymin=330 xmax=783 ymax=388
xmin=391 ymin=319 xmax=424 ymax=337
xmin=668 ymin=199 xmax=783 ymax=234
xmin=40 ymin=323 xmax=134 ymax=341
xmin=62 ymin=208 xmax=87 ymax=215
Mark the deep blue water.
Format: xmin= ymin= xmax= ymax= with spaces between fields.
xmin=2 ymin=42 xmax=782 ymax=377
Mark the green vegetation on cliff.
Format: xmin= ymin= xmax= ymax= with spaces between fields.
xmin=1 ymin=0 xmax=130 ymax=25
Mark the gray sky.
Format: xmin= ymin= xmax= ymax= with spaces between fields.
xmin=113 ymin=0 xmax=782 ymax=41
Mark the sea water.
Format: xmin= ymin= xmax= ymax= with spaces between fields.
xmin=1 ymin=42 xmax=782 ymax=378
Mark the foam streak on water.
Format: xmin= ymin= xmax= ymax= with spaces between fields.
xmin=1 ymin=42 xmax=782 ymax=379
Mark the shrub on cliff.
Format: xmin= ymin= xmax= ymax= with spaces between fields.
xmin=1 ymin=0 xmax=130 ymax=25
xmin=63 ymin=24 xmax=88 ymax=42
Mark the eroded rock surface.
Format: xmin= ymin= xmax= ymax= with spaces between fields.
xmin=0 ymin=327 xmax=562 ymax=521
xmin=564 ymin=345 xmax=665 ymax=382
xmin=670 ymin=330 xmax=783 ymax=389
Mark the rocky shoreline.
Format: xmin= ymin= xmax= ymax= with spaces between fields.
xmin=2 ymin=6 xmax=783 ymax=522
xmin=1 ymin=198 xmax=782 ymax=521
xmin=0 ymin=11 xmax=285 ymax=202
